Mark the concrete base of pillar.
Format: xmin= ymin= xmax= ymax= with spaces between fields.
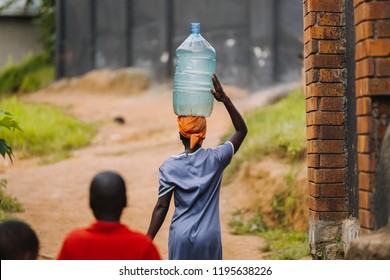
xmin=309 ymin=218 xmax=360 ymax=259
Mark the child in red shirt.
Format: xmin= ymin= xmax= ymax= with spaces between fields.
xmin=57 ymin=171 xmax=161 ymax=260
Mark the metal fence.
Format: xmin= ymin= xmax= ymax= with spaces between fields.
xmin=55 ymin=0 xmax=303 ymax=91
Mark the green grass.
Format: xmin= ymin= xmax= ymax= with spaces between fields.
xmin=225 ymin=89 xmax=309 ymax=259
xmin=0 ymin=97 xmax=97 ymax=159
xmin=260 ymin=229 xmax=309 ymax=260
xmin=0 ymin=52 xmax=54 ymax=96
xmin=229 ymin=212 xmax=268 ymax=235
xmin=269 ymin=162 xmax=305 ymax=228
xmin=229 ymin=213 xmax=309 ymax=260
xmin=224 ymin=88 xmax=306 ymax=183
xmin=0 ymin=179 xmax=23 ymax=222
xmin=19 ymin=65 xmax=54 ymax=93
xmin=283 ymin=162 xmax=302 ymax=188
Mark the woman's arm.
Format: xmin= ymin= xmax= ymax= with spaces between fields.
xmin=210 ymin=74 xmax=248 ymax=153
xmin=146 ymin=190 xmax=173 ymax=239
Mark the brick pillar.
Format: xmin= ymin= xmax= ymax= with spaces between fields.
xmin=355 ymin=0 xmax=390 ymax=233
xmin=304 ymin=0 xmax=359 ymax=259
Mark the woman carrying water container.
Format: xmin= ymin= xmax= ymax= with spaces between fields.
xmin=147 ymin=23 xmax=247 ymax=260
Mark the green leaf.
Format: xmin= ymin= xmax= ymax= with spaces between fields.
xmin=0 ymin=110 xmax=13 ymax=116
xmin=0 ymin=138 xmax=14 ymax=162
xmin=0 ymin=116 xmax=22 ymax=131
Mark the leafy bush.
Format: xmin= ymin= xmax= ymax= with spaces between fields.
xmin=0 ymin=97 xmax=96 ymax=159
xmin=0 ymin=52 xmax=54 ymax=96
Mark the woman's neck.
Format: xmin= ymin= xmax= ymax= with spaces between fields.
xmin=184 ymin=144 xmax=201 ymax=155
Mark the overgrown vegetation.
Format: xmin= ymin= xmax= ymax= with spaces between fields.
xmin=0 ymin=97 xmax=96 ymax=160
xmin=269 ymin=162 xmax=305 ymax=229
xmin=0 ymin=179 xmax=23 ymax=222
xmin=260 ymin=229 xmax=309 ymax=260
xmin=224 ymin=89 xmax=306 ymax=183
xmin=229 ymin=213 xmax=309 ymax=260
xmin=0 ymin=52 xmax=54 ymax=96
xmin=226 ymin=88 xmax=309 ymax=259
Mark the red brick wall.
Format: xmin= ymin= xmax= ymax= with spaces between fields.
xmin=304 ymin=0 xmax=390 ymax=258
xmin=304 ymin=0 xmax=349 ymax=222
xmin=354 ymin=0 xmax=390 ymax=232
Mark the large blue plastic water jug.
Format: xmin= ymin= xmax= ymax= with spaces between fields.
xmin=173 ymin=23 xmax=216 ymax=117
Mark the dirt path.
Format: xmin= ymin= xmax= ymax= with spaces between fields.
xmin=0 ymin=83 xmax=268 ymax=260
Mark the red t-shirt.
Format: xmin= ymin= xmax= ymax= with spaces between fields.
xmin=57 ymin=221 xmax=161 ymax=260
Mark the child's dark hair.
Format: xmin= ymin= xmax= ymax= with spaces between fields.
xmin=0 ymin=220 xmax=39 ymax=260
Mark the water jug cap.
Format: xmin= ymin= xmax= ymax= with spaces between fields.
xmin=190 ymin=23 xmax=200 ymax=35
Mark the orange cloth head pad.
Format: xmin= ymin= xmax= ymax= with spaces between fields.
xmin=177 ymin=116 xmax=207 ymax=149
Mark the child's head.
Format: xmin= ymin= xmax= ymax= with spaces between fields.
xmin=0 ymin=220 xmax=39 ymax=260
xmin=89 ymin=171 xmax=127 ymax=222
